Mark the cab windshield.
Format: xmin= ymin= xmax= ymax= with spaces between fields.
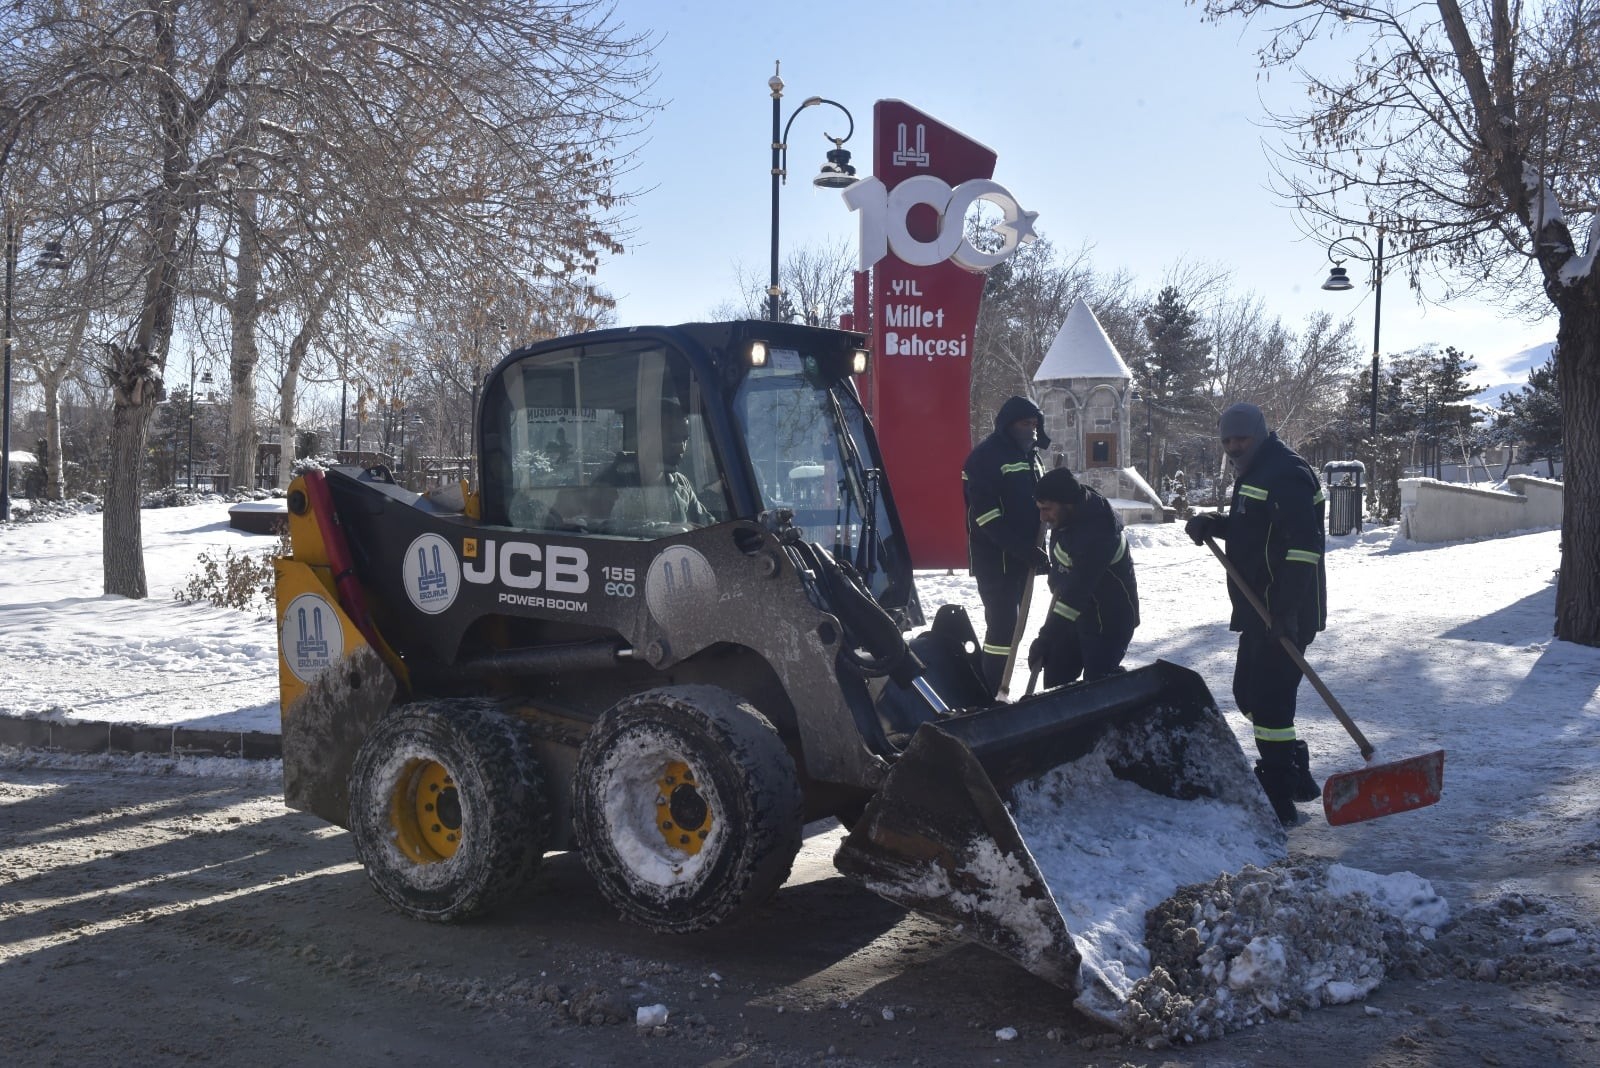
xmin=478 ymin=339 xmax=731 ymax=538
xmin=731 ymin=346 xmax=905 ymax=596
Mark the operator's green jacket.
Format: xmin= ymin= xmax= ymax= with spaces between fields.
xmin=1214 ymin=433 xmax=1328 ymax=640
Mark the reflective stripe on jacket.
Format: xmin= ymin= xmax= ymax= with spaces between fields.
xmin=1040 ymin=486 xmax=1139 ymax=639
xmin=1217 ymin=433 xmax=1327 ymax=637
xmin=962 ymin=398 xmax=1046 ymax=581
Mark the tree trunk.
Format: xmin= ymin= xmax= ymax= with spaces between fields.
xmin=276 ymin=416 xmax=296 ymax=491
xmin=102 ymin=347 xmax=160 ymax=598
xmin=37 ymin=303 xmax=89 ymax=500
xmin=227 ymin=174 xmax=262 ymax=493
xmin=1554 ymin=297 xmax=1600 ymax=643
xmin=273 ymin=287 xmax=333 ymax=491
xmin=41 ymin=370 xmax=63 ymax=500
xmin=45 ymin=301 xmax=91 ymax=500
xmin=228 ymin=334 xmax=259 ymax=491
xmin=102 ymin=2 xmax=187 ymax=597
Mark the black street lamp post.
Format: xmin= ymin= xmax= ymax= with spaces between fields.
xmin=2 ymin=215 xmax=15 ymax=522
xmin=1143 ymin=392 xmax=1153 ymax=487
xmin=1323 ymin=229 xmax=1387 ymax=518
xmin=1322 ymin=229 xmax=1385 ymax=438
xmin=768 ymin=62 xmax=858 ymax=322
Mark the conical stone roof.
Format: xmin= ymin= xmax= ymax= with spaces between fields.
xmin=1033 ymin=297 xmax=1131 ymax=382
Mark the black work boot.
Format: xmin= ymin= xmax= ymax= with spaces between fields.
xmin=1254 ymin=761 xmax=1302 ymax=827
xmin=1292 ymin=740 xmax=1322 ymax=803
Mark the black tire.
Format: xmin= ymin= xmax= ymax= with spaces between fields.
xmin=573 ymin=685 xmax=804 ymax=932
xmin=348 ymin=700 xmax=550 ymax=922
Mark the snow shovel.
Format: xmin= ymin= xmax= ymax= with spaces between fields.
xmin=1204 ymin=536 xmax=1443 ymax=825
xmin=996 ymin=567 xmax=1036 ymax=699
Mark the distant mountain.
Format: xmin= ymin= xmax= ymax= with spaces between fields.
xmin=1469 ymin=340 xmax=1556 ymax=408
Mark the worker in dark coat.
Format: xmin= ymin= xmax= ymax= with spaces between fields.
xmin=962 ymin=396 xmax=1050 ymax=698
xmin=1185 ymin=402 xmax=1327 ymax=825
xmin=1028 ymin=467 xmax=1140 ymax=688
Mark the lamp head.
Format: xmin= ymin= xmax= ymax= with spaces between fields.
xmin=36 ymin=241 xmax=69 ymax=271
xmin=813 ymin=145 xmax=857 ymax=189
xmin=1322 ymin=265 xmax=1354 ymax=292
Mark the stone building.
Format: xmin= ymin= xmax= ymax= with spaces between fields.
xmin=1031 ymin=297 xmax=1167 ymax=522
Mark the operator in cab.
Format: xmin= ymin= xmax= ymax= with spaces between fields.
xmin=594 ymin=397 xmax=715 ymax=531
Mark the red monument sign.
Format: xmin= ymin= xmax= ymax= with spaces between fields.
xmin=845 ymin=101 xmax=1037 ymax=569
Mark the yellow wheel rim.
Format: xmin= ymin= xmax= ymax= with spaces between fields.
xmin=389 ymin=759 xmax=462 ymax=863
xmin=653 ymin=760 xmax=712 ymax=857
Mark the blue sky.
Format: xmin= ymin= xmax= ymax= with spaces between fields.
xmin=598 ymin=1 xmax=1559 ymax=390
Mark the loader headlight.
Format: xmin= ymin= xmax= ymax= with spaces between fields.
xmin=748 ymin=340 xmax=769 ymax=367
xmin=850 ymin=348 xmax=870 ymax=376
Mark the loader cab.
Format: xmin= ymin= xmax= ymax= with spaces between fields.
xmin=478 ymin=332 xmax=734 ymax=538
xmin=477 ymin=322 xmax=917 ymax=616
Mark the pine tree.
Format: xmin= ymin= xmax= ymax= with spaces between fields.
xmin=1498 ymin=353 xmax=1563 ymax=477
xmin=1421 ymin=346 xmax=1481 ymax=479
xmin=1134 ymin=287 xmax=1214 ymax=486
xmin=1139 ymin=287 xmax=1213 ymax=410
xmin=1386 ymin=348 xmax=1481 ymax=480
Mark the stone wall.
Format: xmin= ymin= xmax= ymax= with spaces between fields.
xmin=1398 ymin=476 xmax=1563 ymax=543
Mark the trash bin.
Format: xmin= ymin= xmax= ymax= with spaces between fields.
xmin=1322 ymin=461 xmax=1365 ymax=536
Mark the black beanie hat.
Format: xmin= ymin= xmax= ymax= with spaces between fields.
xmin=1218 ymin=402 xmax=1268 ymax=440
xmin=1035 ymin=467 xmax=1084 ymax=504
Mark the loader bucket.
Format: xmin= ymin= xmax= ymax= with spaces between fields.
xmin=833 ymin=660 xmax=1285 ymax=1027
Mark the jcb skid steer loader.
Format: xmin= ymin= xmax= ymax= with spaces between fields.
xmin=274 ymin=321 xmax=1279 ymax=1017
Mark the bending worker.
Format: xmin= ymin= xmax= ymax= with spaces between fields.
xmin=962 ymin=395 xmax=1050 ymax=698
xmin=1185 ymin=402 xmax=1327 ymax=825
xmin=1028 ymin=467 xmax=1140 ymax=688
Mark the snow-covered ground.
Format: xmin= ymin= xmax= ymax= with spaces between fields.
xmin=1 ymin=497 xmax=1593 ymax=1041
xmin=0 ymin=501 xmax=281 ymax=732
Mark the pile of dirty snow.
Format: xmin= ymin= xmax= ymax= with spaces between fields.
xmin=1004 ymin=714 xmax=1449 ymax=1045
xmin=1123 ymin=862 xmax=1448 ymax=1046
xmin=1008 ymin=710 xmax=1286 ymax=1025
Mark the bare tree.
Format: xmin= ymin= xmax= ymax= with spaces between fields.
xmin=1203 ymin=0 xmax=1600 ymax=643
xmin=719 ymin=239 xmax=856 ymax=326
xmin=1 ymin=131 xmax=128 ymax=501
xmin=402 ymin=269 xmax=615 ymax=490
xmin=5 ymin=1 xmax=654 ymax=596
xmin=970 ymin=238 xmax=1114 ymax=438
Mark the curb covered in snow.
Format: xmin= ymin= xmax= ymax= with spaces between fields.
xmin=0 ymin=715 xmax=281 ymax=761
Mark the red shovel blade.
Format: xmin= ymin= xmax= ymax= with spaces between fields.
xmin=1323 ymin=749 xmax=1445 ymax=826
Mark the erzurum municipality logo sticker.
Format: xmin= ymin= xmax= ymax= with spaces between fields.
xmin=280 ymin=592 xmax=345 ymax=682
xmin=404 ymin=533 xmax=461 ymax=614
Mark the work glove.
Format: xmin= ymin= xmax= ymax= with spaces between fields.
xmin=1031 ymin=546 xmax=1051 ymax=575
xmin=1185 ymin=512 xmax=1224 ymax=546
xmin=1027 ymin=637 xmax=1047 ymax=674
xmin=1268 ymin=612 xmax=1301 ymax=647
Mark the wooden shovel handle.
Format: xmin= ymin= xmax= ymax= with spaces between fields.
xmin=997 ymin=568 xmax=1036 ymax=698
xmin=1204 ymin=536 xmax=1375 ymax=760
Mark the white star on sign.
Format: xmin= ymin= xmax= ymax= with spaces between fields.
xmin=998 ymin=209 xmax=1040 ymax=246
